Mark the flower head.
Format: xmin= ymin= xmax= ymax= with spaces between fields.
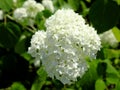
xmin=28 ymin=9 xmax=101 ymax=85
xmin=42 ymin=0 xmax=54 ymax=13
xmin=23 ymin=0 xmax=44 ymax=18
xmin=13 ymin=8 xmax=28 ymax=21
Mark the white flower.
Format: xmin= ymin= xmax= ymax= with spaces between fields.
xmin=28 ymin=9 xmax=101 ymax=85
xmin=28 ymin=30 xmax=46 ymax=66
xmin=100 ymin=30 xmax=119 ymax=48
xmin=0 ymin=10 xmax=3 ymax=20
xmin=13 ymin=8 xmax=28 ymax=21
xmin=42 ymin=0 xmax=54 ymax=13
xmin=45 ymin=9 xmax=86 ymax=31
xmin=23 ymin=0 xmax=44 ymax=18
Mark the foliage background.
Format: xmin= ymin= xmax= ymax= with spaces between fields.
xmin=0 ymin=0 xmax=120 ymax=90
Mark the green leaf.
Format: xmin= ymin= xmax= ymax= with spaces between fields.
xmin=11 ymin=82 xmax=26 ymax=90
xmin=58 ymin=0 xmax=71 ymax=9
xmin=97 ymin=62 xmax=107 ymax=77
xmin=77 ymin=60 xmax=99 ymax=90
xmin=31 ymin=78 xmax=45 ymax=90
xmin=14 ymin=0 xmax=25 ymax=7
xmin=116 ymin=80 xmax=120 ymax=90
xmin=112 ymin=27 xmax=120 ymax=42
xmin=106 ymin=73 xmax=120 ymax=90
xmin=20 ymin=52 xmax=32 ymax=62
xmin=58 ymin=0 xmax=66 ymax=6
xmin=104 ymin=49 xmax=120 ymax=59
xmin=43 ymin=10 xmax=52 ymax=18
xmin=115 ymin=0 xmax=120 ymax=5
xmin=35 ymin=12 xmax=45 ymax=30
xmin=106 ymin=60 xmax=120 ymax=77
xmin=106 ymin=77 xmax=119 ymax=85
xmin=80 ymin=1 xmax=89 ymax=17
xmin=0 ymin=22 xmax=21 ymax=48
xmin=89 ymin=0 xmax=120 ymax=33
xmin=0 ymin=0 xmax=13 ymax=12
xmin=68 ymin=0 xmax=80 ymax=11
xmin=31 ymin=67 xmax=47 ymax=90
xmin=37 ymin=67 xmax=47 ymax=80
xmin=95 ymin=79 xmax=106 ymax=90
xmin=15 ymin=34 xmax=27 ymax=54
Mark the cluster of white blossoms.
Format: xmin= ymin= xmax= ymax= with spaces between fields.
xmin=13 ymin=0 xmax=44 ymax=25
xmin=0 ymin=10 xmax=3 ymax=20
xmin=100 ymin=30 xmax=119 ymax=48
xmin=42 ymin=0 xmax=54 ymax=13
xmin=13 ymin=8 xmax=28 ymax=21
xmin=28 ymin=9 xmax=101 ymax=85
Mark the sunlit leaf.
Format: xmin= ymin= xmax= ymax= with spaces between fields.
xmin=112 ymin=27 xmax=120 ymax=42
xmin=68 ymin=0 xmax=80 ymax=11
xmin=11 ymin=82 xmax=26 ymax=90
xmin=95 ymin=79 xmax=106 ymax=90
xmin=0 ymin=0 xmax=13 ymax=12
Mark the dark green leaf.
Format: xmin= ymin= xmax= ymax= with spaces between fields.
xmin=97 ymin=62 xmax=107 ymax=77
xmin=89 ymin=0 xmax=120 ymax=33
xmin=15 ymin=34 xmax=27 ymax=54
xmin=43 ymin=10 xmax=52 ymax=18
xmin=0 ymin=22 xmax=21 ymax=48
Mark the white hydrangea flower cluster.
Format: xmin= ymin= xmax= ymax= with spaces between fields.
xmin=23 ymin=0 xmax=44 ymax=18
xmin=13 ymin=0 xmax=44 ymax=25
xmin=0 ymin=10 xmax=3 ymax=20
xmin=28 ymin=9 xmax=101 ymax=85
xmin=42 ymin=0 xmax=54 ymax=13
xmin=14 ymin=8 xmax=28 ymax=22
xmin=100 ymin=30 xmax=119 ymax=48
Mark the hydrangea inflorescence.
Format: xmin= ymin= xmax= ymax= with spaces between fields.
xmin=28 ymin=9 xmax=101 ymax=85
xmin=13 ymin=0 xmax=44 ymax=25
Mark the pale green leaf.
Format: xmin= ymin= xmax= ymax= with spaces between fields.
xmin=95 ymin=79 xmax=106 ymax=90
xmin=11 ymin=82 xmax=26 ymax=90
xmin=112 ymin=27 xmax=120 ymax=42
